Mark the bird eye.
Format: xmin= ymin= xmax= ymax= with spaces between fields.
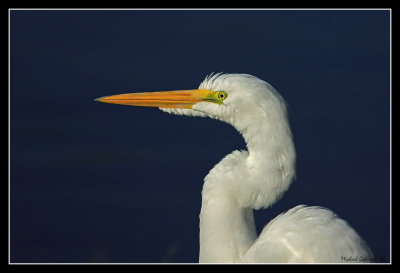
xmin=216 ymin=91 xmax=228 ymax=101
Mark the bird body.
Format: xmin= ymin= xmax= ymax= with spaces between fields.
xmin=96 ymin=73 xmax=373 ymax=263
xmin=242 ymin=205 xmax=372 ymax=263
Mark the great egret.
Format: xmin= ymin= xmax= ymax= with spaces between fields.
xmin=96 ymin=73 xmax=373 ymax=263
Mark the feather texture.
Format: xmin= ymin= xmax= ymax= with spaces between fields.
xmin=161 ymin=73 xmax=372 ymax=263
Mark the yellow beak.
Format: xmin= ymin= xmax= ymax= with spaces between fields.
xmin=95 ymin=89 xmax=216 ymax=109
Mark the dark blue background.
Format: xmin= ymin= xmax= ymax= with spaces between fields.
xmin=10 ymin=9 xmax=390 ymax=263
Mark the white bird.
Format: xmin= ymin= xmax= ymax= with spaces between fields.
xmin=96 ymin=73 xmax=373 ymax=263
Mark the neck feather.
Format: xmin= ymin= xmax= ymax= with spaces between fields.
xmin=199 ymin=112 xmax=296 ymax=262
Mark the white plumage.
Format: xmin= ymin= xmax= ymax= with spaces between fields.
xmin=97 ymin=73 xmax=373 ymax=263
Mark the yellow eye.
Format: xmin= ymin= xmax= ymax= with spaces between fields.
xmin=216 ymin=91 xmax=228 ymax=101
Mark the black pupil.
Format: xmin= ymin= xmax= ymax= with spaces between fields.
xmin=219 ymin=94 xmax=224 ymax=98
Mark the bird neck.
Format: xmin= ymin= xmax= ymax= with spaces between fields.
xmin=199 ymin=113 xmax=296 ymax=263
xmin=199 ymin=196 xmax=257 ymax=263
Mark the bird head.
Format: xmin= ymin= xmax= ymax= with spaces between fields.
xmin=96 ymin=73 xmax=288 ymax=133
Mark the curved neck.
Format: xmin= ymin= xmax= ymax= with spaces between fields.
xmin=199 ymin=113 xmax=296 ymax=263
